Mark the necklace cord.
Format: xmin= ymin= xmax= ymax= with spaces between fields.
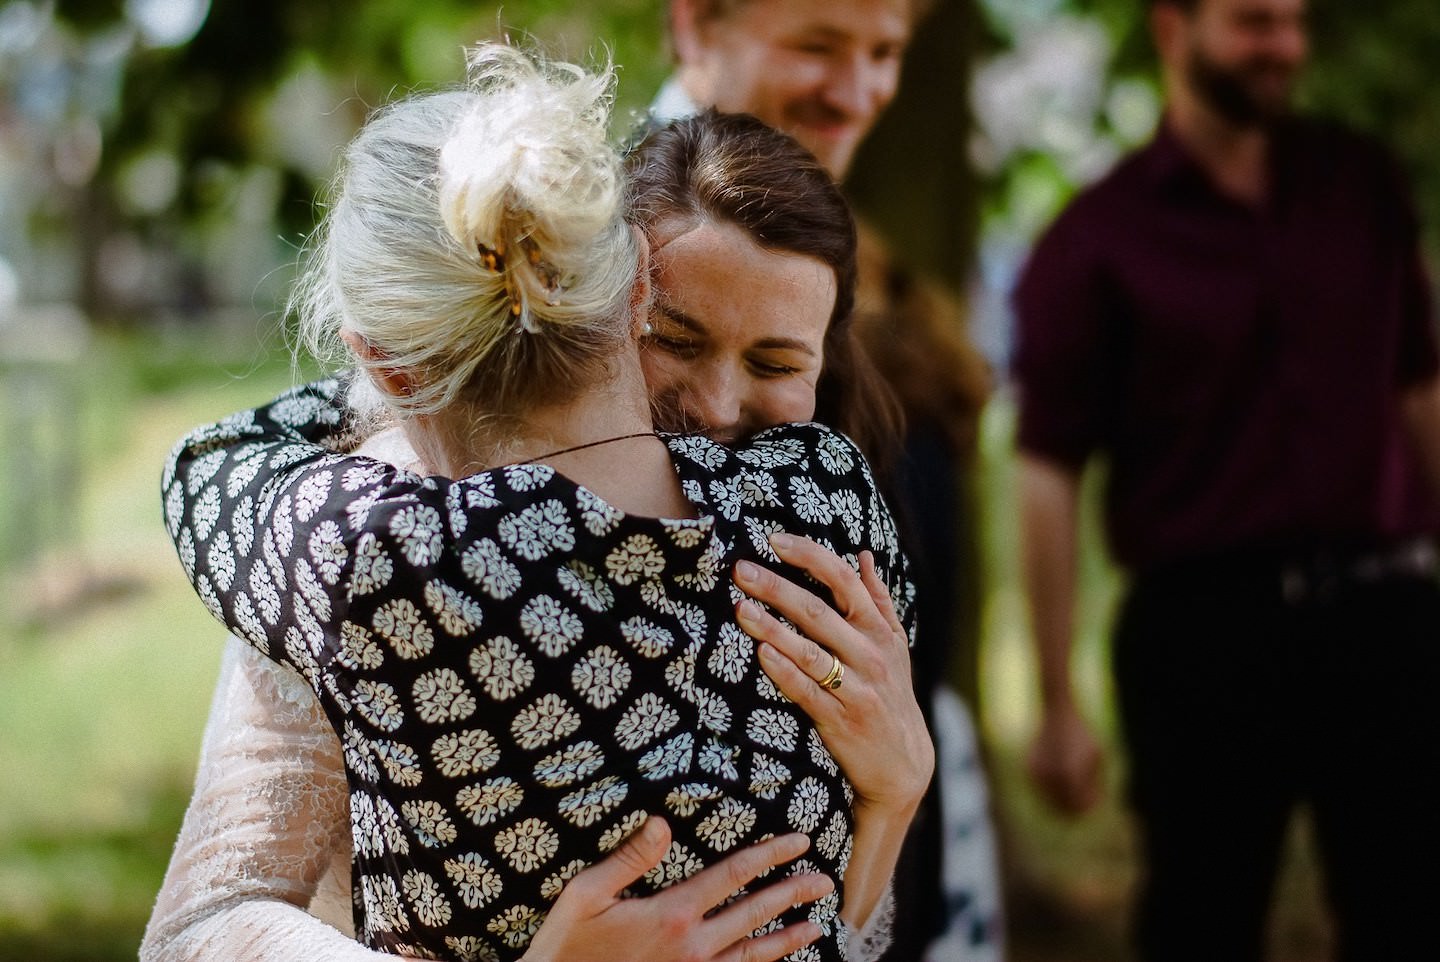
xmin=515 ymin=432 xmax=658 ymax=466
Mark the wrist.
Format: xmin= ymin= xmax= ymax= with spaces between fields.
xmin=853 ymin=793 xmax=923 ymax=830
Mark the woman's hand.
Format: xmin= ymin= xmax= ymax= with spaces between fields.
xmin=522 ymin=817 xmax=833 ymax=962
xmin=733 ymin=534 xmax=934 ymax=816
xmin=732 ymin=533 xmax=934 ymax=930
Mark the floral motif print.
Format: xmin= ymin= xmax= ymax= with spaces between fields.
xmin=162 ymin=379 xmax=916 ymax=962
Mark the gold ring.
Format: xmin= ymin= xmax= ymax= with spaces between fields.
xmin=818 ymin=654 xmax=845 ymax=691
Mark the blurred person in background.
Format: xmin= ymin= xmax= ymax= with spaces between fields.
xmin=657 ymin=2 xmax=1001 ymax=958
xmin=1015 ymin=0 xmax=1440 ymax=959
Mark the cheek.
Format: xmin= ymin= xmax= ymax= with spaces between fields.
xmin=639 ymin=351 xmax=688 ymax=401
xmin=751 ymin=379 xmax=818 ymax=428
xmin=766 ymin=52 xmax=828 ymax=99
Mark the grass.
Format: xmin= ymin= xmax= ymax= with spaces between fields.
xmin=0 ymin=324 xmax=308 ymax=959
xmin=0 ymin=330 xmax=1329 ymax=960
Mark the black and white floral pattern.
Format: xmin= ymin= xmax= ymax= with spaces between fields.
xmin=163 ymin=377 xmax=914 ymax=962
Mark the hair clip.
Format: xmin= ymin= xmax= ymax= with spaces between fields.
xmin=477 ymin=241 xmax=506 ymax=273
xmin=519 ymin=237 xmax=564 ymax=305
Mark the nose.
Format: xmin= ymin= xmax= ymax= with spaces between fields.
xmin=821 ymin=54 xmax=882 ymax=121
xmin=685 ymin=365 xmax=744 ymax=442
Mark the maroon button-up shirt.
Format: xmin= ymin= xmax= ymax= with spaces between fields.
xmin=1014 ymin=118 xmax=1439 ymax=570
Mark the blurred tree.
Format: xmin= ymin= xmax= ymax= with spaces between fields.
xmin=38 ymin=0 xmax=669 ymax=322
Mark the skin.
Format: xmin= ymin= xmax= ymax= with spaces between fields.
xmin=641 ymin=218 xmax=833 ymax=443
xmin=669 ymin=0 xmax=910 ymax=177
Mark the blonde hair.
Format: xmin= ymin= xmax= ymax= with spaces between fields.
xmin=291 ymin=43 xmax=638 ymax=421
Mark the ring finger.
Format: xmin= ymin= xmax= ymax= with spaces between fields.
xmin=736 ymin=598 xmax=852 ymax=701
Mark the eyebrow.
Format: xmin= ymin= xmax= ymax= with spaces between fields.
xmin=656 ymin=304 xmax=818 ymax=356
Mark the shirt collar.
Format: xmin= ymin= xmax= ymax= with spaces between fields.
xmin=650 ymin=75 xmax=703 ymax=124
xmin=1142 ymin=117 xmax=1205 ymax=191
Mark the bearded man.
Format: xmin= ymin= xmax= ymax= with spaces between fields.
xmin=1014 ymin=0 xmax=1440 ymax=959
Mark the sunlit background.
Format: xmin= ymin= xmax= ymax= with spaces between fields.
xmin=1 ymin=1 xmax=1435 ymax=959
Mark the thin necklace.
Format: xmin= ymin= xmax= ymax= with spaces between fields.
xmin=515 ymin=432 xmax=659 ymax=466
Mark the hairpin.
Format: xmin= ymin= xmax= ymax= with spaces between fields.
xmin=477 ymin=241 xmax=506 ymax=273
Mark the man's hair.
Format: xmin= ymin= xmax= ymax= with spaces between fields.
xmin=625 ymin=109 xmax=904 ymax=468
xmin=1146 ymin=0 xmax=1202 ymax=11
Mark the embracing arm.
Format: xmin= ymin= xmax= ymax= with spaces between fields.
xmin=734 ymin=539 xmax=929 ymax=944
xmin=140 ymin=637 xmax=378 ymax=962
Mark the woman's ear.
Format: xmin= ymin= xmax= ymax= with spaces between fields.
xmin=627 ymin=226 xmax=654 ymax=339
xmin=341 ymin=329 xmax=414 ymax=399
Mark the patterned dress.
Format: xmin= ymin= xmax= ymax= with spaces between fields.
xmin=162 ymin=378 xmax=915 ymax=962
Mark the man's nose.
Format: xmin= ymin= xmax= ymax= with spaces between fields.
xmin=821 ymin=56 xmax=873 ymax=120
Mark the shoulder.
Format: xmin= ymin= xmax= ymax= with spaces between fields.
xmin=739 ymin=422 xmax=873 ymax=487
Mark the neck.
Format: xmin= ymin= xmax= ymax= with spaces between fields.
xmin=1165 ymin=77 xmax=1271 ymax=205
xmin=403 ymin=346 xmax=693 ymax=518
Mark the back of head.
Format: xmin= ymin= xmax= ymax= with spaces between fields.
xmin=292 ymin=43 xmax=639 ymax=422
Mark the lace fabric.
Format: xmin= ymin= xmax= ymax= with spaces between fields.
xmin=140 ymin=638 xmax=375 ymax=961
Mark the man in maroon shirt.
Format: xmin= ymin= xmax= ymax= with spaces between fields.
xmin=1014 ymin=0 xmax=1440 ymax=958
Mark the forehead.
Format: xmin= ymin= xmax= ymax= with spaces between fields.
xmin=710 ymin=0 xmax=912 ymax=46
xmin=651 ymin=218 xmax=835 ymax=348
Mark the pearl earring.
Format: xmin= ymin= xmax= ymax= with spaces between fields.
xmin=641 ymin=321 xmax=654 ymax=336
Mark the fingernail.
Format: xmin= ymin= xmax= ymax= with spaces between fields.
xmin=737 ymin=598 xmax=763 ymax=625
xmin=769 ymin=532 xmax=794 ymax=550
xmin=735 ymin=559 xmax=759 ymax=582
xmin=756 ymin=641 xmax=777 ymax=661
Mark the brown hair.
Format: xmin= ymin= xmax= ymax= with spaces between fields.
xmin=624 ymin=109 xmax=905 ymax=469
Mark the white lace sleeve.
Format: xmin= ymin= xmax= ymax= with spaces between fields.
xmin=843 ymin=882 xmax=895 ymax=962
xmin=140 ymin=637 xmax=382 ymax=962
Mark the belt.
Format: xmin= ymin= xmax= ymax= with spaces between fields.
xmin=1278 ymin=537 xmax=1438 ymax=605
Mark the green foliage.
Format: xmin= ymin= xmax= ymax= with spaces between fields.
xmin=65 ymin=0 xmax=669 ymax=240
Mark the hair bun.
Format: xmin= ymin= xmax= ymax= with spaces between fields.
xmin=438 ymin=45 xmax=621 ymax=327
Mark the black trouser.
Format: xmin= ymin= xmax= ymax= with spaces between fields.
xmin=1113 ymin=556 xmax=1440 ymax=962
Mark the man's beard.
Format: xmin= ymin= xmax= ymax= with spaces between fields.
xmin=1186 ymin=48 xmax=1295 ymax=129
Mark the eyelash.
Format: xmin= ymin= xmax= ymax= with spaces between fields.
xmin=648 ymin=333 xmax=700 ymax=358
xmin=645 ymin=331 xmax=801 ymax=377
xmin=750 ymin=361 xmax=800 ymax=378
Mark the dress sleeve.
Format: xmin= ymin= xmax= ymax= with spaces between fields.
xmin=161 ymin=377 xmax=441 ymax=677
xmin=842 ymin=883 xmax=896 ymax=962
xmin=732 ymin=424 xmax=919 ymax=647
xmin=140 ymin=637 xmax=383 ymax=962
